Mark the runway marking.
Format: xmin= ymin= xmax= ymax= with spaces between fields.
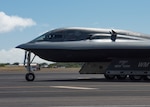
xmin=1 ymin=85 xmax=150 ymax=92
xmin=50 ymin=86 xmax=98 ymax=90
xmin=1 ymin=84 xmax=150 ymax=89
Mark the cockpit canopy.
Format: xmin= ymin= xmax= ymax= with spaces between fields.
xmin=30 ymin=29 xmax=91 ymax=42
xmin=30 ymin=28 xmax=148 ymax=43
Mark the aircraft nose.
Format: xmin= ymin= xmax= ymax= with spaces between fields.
xmin=16 ymin=43 xmax=28 ymax=50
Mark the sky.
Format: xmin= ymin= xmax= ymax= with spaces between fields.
xmin=0 ymin=0 xmax=150 ymax=63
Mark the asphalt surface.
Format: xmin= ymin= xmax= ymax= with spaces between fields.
xmin=0 ymin=70 xmax=150 ymax=107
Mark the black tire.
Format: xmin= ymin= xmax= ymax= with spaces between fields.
xmin=143 ymin=76 xmax=150 ymax=80
xmin=25 ymin=73 xmax=35 ymax=81
xmin=104 ymin=74 xmax=115 ymax=80
xmin=116 ymin=75 xmax=127 ymax=80
xmin=129 ymin=75 xmax=142 ymax=80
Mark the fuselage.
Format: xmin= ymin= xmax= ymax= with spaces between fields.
xmin=16 ymin=27 xmax=150 ymax=62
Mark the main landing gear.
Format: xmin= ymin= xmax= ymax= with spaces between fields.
xmin=24 ymin=51 xmax=36 ymax=81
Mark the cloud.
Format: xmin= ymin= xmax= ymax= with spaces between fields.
xmin=0 ymin=11 xmax=36 ymax=33
xmin=0 ymin=48 xmax=52 ymax=64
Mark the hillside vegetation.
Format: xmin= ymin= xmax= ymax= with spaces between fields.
xmin=49 ymin=62 xmax=83 ymax=68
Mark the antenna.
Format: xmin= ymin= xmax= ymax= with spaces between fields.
xmin=110 ymin=30 xmax=117 ymax=42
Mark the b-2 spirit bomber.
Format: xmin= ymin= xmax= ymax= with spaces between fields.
xmin=16 ymin=27 xmax=150 ymax=81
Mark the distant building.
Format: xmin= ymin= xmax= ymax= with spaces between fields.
xmin=19 ymin=63 xmax=40 ymax=71
xmin=40 ymin=63 xmax=49 ymax=68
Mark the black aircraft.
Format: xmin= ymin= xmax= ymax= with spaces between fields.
xmin=16 ymin=27 xmax=150 ymax=81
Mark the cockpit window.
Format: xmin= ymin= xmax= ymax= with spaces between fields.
xmin=64 ymin=30 xmax=89 ymax=41
xmin=45 ymin=34 xmax=63 ymax=41
xmin=30 ymin=33 xmax=48 ymax=42
xmin=30 ymin=31 xmax=64 ymax=42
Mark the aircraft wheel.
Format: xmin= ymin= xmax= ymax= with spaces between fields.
xmin=143 ymin=76 xmax=150 ymax=80
xmin=25 ymin=73 xmax=35 ymax=81
xmin=116 ymin=75 xmax=127 ymax=80
xmin=104 ymin=74 xmax=115 ymax=80
xmin=129 ymin=75 xmax=142 ymax=80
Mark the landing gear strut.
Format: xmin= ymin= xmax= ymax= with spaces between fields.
xmin=24 ymin=51 xmax=36 ymax=81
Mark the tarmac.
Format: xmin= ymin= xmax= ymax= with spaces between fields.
xmin=0 ymin=69 xmax=150 ymax=107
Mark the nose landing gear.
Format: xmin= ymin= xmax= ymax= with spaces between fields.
xmin=24 ymin=51 xmax=36 ymax=81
